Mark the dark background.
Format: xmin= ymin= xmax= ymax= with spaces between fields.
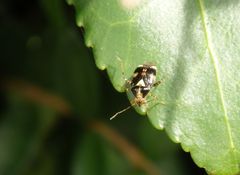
xmin=0 ymin=0 xmax=206 ymax=175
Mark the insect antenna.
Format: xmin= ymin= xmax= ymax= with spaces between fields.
xmin=110 ymin=102 xmax=136 ymax=120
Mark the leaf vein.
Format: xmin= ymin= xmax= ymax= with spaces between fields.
xmin=198 ymin=0 xmax=237 ymax=164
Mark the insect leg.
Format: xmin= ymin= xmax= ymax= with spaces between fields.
xmin=153 ymin=80 xmax=161 ymax=87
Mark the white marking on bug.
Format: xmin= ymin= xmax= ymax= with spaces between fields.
xmin=150 ymin=65 xmax=157 ymax=70
xmin=136 ymin=79 xmax=145 ymax=86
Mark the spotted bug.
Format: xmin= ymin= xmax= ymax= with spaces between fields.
xmin=110 ymin=64 xmax=161 ymax=120
xmin=129 ymin=64 xmax=160 ymax=107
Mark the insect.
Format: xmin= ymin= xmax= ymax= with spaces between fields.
xmin=110 ymin=64 xmax=161 ymax=120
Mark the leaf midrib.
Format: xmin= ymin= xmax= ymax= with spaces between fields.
xmin=198 ymin=0 xmax=236 ymax=157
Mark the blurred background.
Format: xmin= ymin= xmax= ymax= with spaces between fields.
xmin=0 ymin=0 xmax=207 ymax=174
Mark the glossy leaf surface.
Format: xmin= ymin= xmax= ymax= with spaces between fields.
xmin=68 ymin=0 xmax=240 ymax=174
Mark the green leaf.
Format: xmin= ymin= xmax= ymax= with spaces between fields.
xmin=68 ymin=0 xmax=240 ymax=174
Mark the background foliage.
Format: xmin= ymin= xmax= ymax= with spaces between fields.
xmin=0 ymin=0 xmax=207 ymax=175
